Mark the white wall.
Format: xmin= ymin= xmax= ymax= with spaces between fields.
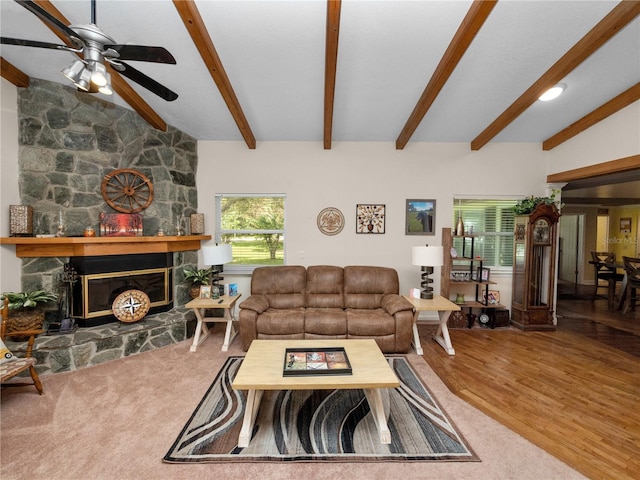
xmin=0 ymin=79 xmax=22 ymax=292
xmin=546 ymin=101 xmax=640 ymax=173
xmin=196 ymin=141 xmax=550 ymax=313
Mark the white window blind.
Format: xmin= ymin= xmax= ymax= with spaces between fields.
xmin=453 ymin=198 xmax=517 ymax=268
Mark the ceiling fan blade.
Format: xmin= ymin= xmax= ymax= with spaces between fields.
xmin=117 ymin=61 xmax=178 ymax=102
xmin=1 ymin=36 xmax=78 ymax=52
xmin=14 ymin=0 xmax=83 ymax=48
xmin=104 ymin=45 xmax=176 ymax=64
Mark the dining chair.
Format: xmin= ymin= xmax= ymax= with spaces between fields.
xmin=590 ymin=252 xmax=624 ymax=300
xmin=622 ymin=256 xmax=640 ymax=314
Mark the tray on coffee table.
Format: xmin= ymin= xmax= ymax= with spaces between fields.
xmin=283 ymin=347 xmax=352 ymax=376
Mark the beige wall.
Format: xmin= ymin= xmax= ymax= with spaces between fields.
xmin=195 ymin=141 xmax=548 ymax=314
xmin=0 ymin=79 xmax=22 ymax=292
xmin=607 ymin=205 xmax=640 ymax=261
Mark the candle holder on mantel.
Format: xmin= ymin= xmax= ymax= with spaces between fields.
xmin=190 ymin=213 xmax=205 ymax=235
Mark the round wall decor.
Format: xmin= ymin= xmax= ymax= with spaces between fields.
xmin=317 ymin=207 xmax=345 ymax=236
xmin=101 ymin=168 xmax=154 ymax=213
xmin=112 ymin=289 xmax=151 ymax=323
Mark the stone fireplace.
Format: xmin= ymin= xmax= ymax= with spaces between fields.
xmin=11 ymin=78 xmax=201 ymax=304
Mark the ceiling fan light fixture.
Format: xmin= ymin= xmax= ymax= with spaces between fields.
xmin=538 ymin=83 xmax=566 ymax=102
xmin=98 ymin=73 xmax=113 ymax=95
xmin=62 ymin=60 xmax=86 ymax=83
xmin=74 ymin=68 xmax=92 ymax=91
xmin=90 ymin=62 xmax=108 ymax=87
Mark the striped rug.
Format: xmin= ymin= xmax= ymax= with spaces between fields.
xmin=164 ymin=356 xmax=479 ymax=463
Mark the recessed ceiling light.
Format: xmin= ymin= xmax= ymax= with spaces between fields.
xmin=539 ymin=84 xmax=566 ymax=102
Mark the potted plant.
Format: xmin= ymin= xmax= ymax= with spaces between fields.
xmin=513 ymin=190 xmax=564 ymax=215
xmin=183 ymin=267 xmax=212 ymax=298
xmin=1 ymin=290 xmax=58 ymax=334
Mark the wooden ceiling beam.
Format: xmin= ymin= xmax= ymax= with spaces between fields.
xmin=31 ymin=0 xmax=168 ymax=131
xmin=174 ymin=0 xmax=256 ymax=149
xmin=1 ymin=57 xmax=30 ymax=87
xmin=324 ymin=0 xmax=341 ymax=150
xmin=396 ymin=1 xmax=497 ymax=150
xmin=471 ymin=1 xmax=640 ymax=151
xmin=543 ymin=82 xmax=640 ymax=151
xmin=546 ymin=155 xmax=640 ymax=184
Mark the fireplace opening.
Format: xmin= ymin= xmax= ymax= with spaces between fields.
xmin=70 ymin=253 xmax=174 ymax=327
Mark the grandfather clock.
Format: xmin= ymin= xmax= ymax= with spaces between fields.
xmin=511 ymin=203 xmax=560 ymax=330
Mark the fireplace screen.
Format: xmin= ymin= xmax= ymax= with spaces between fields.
xmin=70 ymin=253 xmax=174 ymax=326
xmin=73 ymin=268 xmax=172 ymax=319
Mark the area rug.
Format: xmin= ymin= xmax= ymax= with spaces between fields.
xmin=163 ymin=356 xmax=479 ymax=463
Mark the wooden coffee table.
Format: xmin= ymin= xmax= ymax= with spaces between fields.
xmin=231 ymin=339 xmax=400 ymax=448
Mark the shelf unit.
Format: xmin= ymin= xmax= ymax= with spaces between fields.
xmin=441 ymin=227 xmax=505 ymax=328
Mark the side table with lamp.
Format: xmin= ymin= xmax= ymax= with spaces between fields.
xmin=408 ymin=244 xmax=461 ymax=355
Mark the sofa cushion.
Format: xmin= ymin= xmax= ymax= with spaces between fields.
xmin=305 ymin=307 xmax=347 ymax=336
xmin=306 ymin=265 xmax=344 ymax=308
xmin=343 ymin=266 xmax=400 ymax=309
xmin=346 ymin=308 xmax=396 ymax=336
xmin=256 ymin=308 xmax=305 ymax=336
xmin=251 ymin=265 xmax=306 ymax=309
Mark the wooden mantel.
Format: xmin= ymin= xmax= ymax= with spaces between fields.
xmin=0 ymin=235 xmax=212 ymax=258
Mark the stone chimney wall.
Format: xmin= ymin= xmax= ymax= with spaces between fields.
xmin=15 ymin=78 xmax=198 ymax=305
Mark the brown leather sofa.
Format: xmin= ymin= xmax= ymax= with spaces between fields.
xmin=238 ymin=265 xmax=414 ymax=353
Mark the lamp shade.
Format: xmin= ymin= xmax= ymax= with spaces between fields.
xmin=201 ymin=244 xmax=233 ymax=266
xmin=412 ymin=245 xmax=443 ymax=267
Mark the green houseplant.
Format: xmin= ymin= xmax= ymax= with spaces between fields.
xmin=183 ymin=267 xmax=212 ymax=298
xmin=513 ymin=190 xmax=564 ymax=215
xmin=1 ymin=290 xmax=58 ymax=334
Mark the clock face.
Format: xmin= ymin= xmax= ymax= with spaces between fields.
xmin=533 ymin=218 xmax=551 ymax=245
xmin=112 ymin=289 xmax=150 ymax=323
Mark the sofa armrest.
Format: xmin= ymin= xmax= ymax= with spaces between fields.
xmin=381 ymin=294 xmax=413 ymax=316
xmin=239 ymin=294 xmax=269 ymax=314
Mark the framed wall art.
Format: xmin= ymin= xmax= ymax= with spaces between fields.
xmin=317 ymin=207 xmax=345 ymax=236
xmin=405 ymin=199 xmax=436 ymax=235
xmin=99 ymin=212 xmax=143 ymax=237
xmin=356 ymin=204 xmax=385 ymax=234
xmin=620 ymin=217 xmax=631 ymax=233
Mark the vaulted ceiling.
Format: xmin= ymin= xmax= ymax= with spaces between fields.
xmin=1 ymin=0 xmax=639 ymax=153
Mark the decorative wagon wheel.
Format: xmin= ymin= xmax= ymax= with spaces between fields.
xmin=101 ymin=168 xmax=154 ymax=213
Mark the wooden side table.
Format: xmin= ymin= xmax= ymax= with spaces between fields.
xmin=185 ymin=294 xmax=242 ymax=352
xmin=402 ymin=295 xmax=461 ymax=356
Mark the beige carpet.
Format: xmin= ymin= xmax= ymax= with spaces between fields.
xmin=0 ymin=324 xmax=585 ymax=480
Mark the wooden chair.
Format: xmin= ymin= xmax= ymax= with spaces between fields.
xmin=0 ymin=297 xmax=44 ymax=394
xmin=590 ymin=252 xmax=624 ymax=300
xmin=622 ymin=256 xmax=640 ymax=314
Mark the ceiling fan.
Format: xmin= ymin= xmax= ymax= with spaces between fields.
xmin=0 ymin=0 xmax=178 ymax=101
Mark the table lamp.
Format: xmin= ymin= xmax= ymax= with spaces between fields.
xmin=201 ymin=243 xmax=233 ymax=294
xmin=412 ymin=245 xmax=443 ymax=299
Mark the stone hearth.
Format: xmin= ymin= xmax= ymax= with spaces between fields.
xmin=5 ymin=308 xmax=197 ymax=377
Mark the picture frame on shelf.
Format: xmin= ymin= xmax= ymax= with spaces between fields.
xmin=199 ymin=285 xmax=212 ymax=299
xmin=473 ymin=267 xmax=490 ymax=282
xmin=482 ymin=290 xmax=500 ymax=305
xmin=99 ymin=212 xmax=143 ymax=237
xmin=356 ymin=204 xmax=385 ymax=234
xmin=405 ymin=199 xmax=436 ymax=235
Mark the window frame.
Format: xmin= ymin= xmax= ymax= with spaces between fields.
xmin=453 ymin=196 xmax=519 ymax=272
xmin=215 ymin=193 xmax=286 ymax=275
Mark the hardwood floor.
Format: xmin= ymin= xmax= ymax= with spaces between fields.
xmin=420 ymin=294 xmax=640 ymax=480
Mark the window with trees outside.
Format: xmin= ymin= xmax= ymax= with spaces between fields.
xmin=215 ymin=194 xmax=285 ymax=273
xmin=453 ymin=198 xmax=518 ymax=269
